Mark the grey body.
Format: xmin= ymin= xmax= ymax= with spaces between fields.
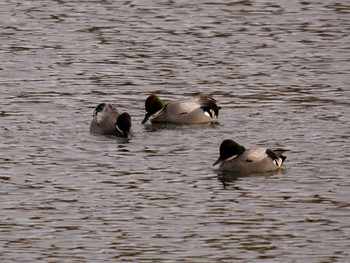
xmin=151 ymin=97 xmax=216 ymax=124
xmin=218 ymin=147 xmax=285 ymax=174
xmin=90 ymin=104 xmax=125 ymax=136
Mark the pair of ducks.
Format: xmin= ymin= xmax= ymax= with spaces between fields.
xmin=90 ymin=95 xmax=287 ymax=174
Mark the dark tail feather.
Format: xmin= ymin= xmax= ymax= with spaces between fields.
xmin=93 ymin=103 xmax=106 ymax=116
xmin=280 ymin=155 xmax=287 ymax=164
xmin=199 ymin=96 xmax=220 ymax=118
xmin=266 ymin=149 xmax=288 ymax=164
xmin=272 ymin=148 xmax=289 ymax=156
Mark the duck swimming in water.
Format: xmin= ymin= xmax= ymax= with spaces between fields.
xmin=142 ymin=94 xmax=220 ymax=124
xmin=90 ymin=103 xmax=131 ymax=137
xmin=213 ymin=139 xmax=287 ymax=174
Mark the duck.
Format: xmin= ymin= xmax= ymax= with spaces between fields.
xmin=213 ymin=139 xmax=287 ymax=174
xmin=90 ymin=103 xmax=131 ymax=137
xmin=141 ymin=94 xmax=220 ymax=124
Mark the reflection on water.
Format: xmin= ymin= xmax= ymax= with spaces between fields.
xmin=217 ymin=170 xmax=285 ymax=189
xmin=1 ymin=0 xmax=350 ymax=262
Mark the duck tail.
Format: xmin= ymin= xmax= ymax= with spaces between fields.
xmin=93 ymin=103 xmax=106 ymax=116
xmin=280 ymin=154 xmax=287 ymax=164
xmin=266 ymin=149 xmax=287 ymax=167
xmin=272 ymin=148 xmax=289 ymax=156
xmin=199 ymin=96 xmax=220 ymax=118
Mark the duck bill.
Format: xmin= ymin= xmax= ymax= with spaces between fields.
xmin=213 ymin=157 xmax=223 ymax=166
xmin=116 ymin=126 xmax=129 ymax=138
xmin=142 ymin=114 xmax=150 ymax=124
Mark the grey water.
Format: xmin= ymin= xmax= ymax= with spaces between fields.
xmin=1 ymin=0 xmax=349 ymax=262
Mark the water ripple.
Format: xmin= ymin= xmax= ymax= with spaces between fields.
xmin=1 ymin=0 xmax=350 ymax=262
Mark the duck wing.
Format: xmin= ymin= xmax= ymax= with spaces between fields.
xmin=241 ymin=147 xmax=286 ymax=172
xmin=95 ymin=104 xmax=119 ymax=126
xmin=167 ymin=96 xmax=219 ymax=117
xmin=165 ymin=98 xmax=200 ymax=115
xmin=243 ymin=148 xmax=268 ymax=163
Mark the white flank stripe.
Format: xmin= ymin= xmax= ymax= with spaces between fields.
xmin=225 ymin=155 xmax=238 ymax=161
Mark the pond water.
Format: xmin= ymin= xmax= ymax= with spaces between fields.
xmin=1 ymin=0 xmax=349 ymax=262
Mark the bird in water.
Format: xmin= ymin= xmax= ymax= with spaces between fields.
xmin=213 ymin=139 xmax=287 ymax=174
xmin=90 ymin=103 xmax=131 ymax=137
xmin=142 ymin=94 xmax=220 ymax=124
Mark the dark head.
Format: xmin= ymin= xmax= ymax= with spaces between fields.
xmin=142 ymin=94 xmax=165 ymax=124
xmin=116 ymin=112 xmax=132 ymax=137
xmin=213 ymin=139 xmax=246 ymax=166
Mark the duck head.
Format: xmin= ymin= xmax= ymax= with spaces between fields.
xmin=116 ymin=112 xmax=132 ymax=137
xmin=142 ymin=94 xmax=165 ymax=124
xmin=213 ymin=139 xmax=245 ymax=166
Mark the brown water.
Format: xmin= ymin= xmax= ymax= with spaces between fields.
xmin=1 ymin=0 xmax=349 ymax=262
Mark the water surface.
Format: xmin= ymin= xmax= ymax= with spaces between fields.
xmin=1 ymin=0 xmax=349 ymax=262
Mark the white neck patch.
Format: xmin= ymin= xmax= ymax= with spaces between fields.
xmin=225 ymin=154 xmax=238 ymax=161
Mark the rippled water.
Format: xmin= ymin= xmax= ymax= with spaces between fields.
xmin=1 ymin=0 xmax=349 ymax=262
